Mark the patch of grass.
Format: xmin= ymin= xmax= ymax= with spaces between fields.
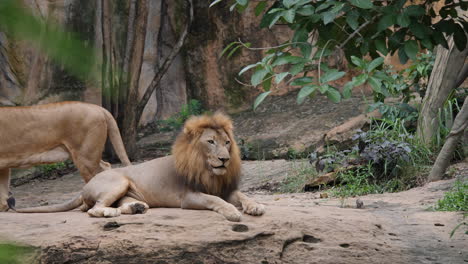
xmin=38 ymin=161 xmax=68 ymax=174
xmin=316 ymin=119 xmax=433 ymax=198
xmin=436 ymin=180 xmax=468 ymax=212
xmin=157 ymin=99 xmax=204 ymax=132
xmin=279 ymin=162 xmax=317 ymax=193
xmin=0 ymin=243 xmax=36 ymax=264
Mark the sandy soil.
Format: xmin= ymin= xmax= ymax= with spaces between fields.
xmin=0 ymin=161 xmax=466 ymax=264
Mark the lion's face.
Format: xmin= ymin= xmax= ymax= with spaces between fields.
xmin=199 ymin=128 xmax=232 ymax=176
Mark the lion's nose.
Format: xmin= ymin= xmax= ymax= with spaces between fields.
xmin=218 ymin=157 xmax=230 ymax=163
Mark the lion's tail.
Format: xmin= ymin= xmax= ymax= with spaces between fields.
xmin=15 ymin=194 xmax=83 ymax=213
xmin=103 ymin=109 xmax=132 ymax=166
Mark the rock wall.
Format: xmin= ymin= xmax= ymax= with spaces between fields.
xmin=0 ymin=0 xmax=427 ymax=124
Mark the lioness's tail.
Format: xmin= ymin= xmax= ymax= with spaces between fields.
xmin=103 ymin=110 xmax=132 ymax=166
xmin=16 ymin=194 xmax=83 ymax=213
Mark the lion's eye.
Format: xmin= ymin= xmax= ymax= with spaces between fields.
xmin=208 ymin=140 xmax=215 ymax=144
xmin=226 ymin=141 xmax=230 ymax=145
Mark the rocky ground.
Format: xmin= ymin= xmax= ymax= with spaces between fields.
xmin=2 ymin=93 xmax=467 ymax=263
xmin=1 ymin=159 xmax=467 ymax=264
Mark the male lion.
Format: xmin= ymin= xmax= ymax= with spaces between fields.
xmin=1 ymin=102 xmax=131 ymax=211
xmin=17 ymin=112 xmax=265 ymax=221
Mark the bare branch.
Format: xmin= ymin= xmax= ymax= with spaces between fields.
xmin=136 ymin=0 xmax=193 ymax=124
xmin=338 ymin=18 xmax=375 ymax=49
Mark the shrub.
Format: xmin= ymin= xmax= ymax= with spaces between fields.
xmin=436 ymin=180 xmax=468 ymax=212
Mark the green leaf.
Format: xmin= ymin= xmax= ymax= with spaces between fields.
xmin=321 ymin=70 xmax=346 ymax=83
xmin=297 ymin=85 xmax=318 ymax=104
xmin=453 ymin=23 xmax=467 ymax=51
xmin=326 ymin=88 xmax=341 ymax=103
xmin=350 ymin=56 xmax=366 ymax=69
xmin=404 ymin=40 xmax=419 ymax=60
xmin=318 ymin=84 xmax=329 ymax=93
xmin=378 ymin=15 xmax=395 ymax=32
xmin=352 ymin=74 xmax=368 ymax=86
xmin=283 ymin=0 xmax=300 ymax=9
xmin=220 ymin=42 xmax=239 ymax=58
xmin=251 ymin=68 xmax=269 ymax=86
xmin=293 ymin=27 xmax=308 ymax=43
xmin=268 ymin=8 xmax=286 ymax=14
xmin=375 ymin=39 xmax=388 ymax=55
xmin=316 ymin=2 xmax=332 ymax=12
xmin=254 ymin=1 xmax=267 ymax=16
xmin=236 ymin=0 xmax=248 ymax=6
xmin=367 ymin=57 xmax=384 ymax=72
xmin=346 ymin=10 xmax=359 ymax=30
xmin=398 ymin=48 xmax=409 ymax=64
xmin=397 ymin=13 xmax=410 ymax=27
xmin=282 ymin=9 xmax=296 ymax=23
xmin=290 ymin=63 xmax=305 ymax=75
xmin=291 ymin=76 xmax=314 ymax=86
xmin=272 ymin=56 xmax=308 ymax=66
xmin=209 ymin=0 xmax=224 ymax=8
xmin=349 ymin=0 xmax=373 ymax=9
xmin=297 ymin=5 xmax=315 ymax=16
xmin=253 ymin=91 xmax=271 ymax=110
xmin=404 ymin=5 xmax=425 ymax=17
xmin=269 ymin=13 xmax=282 ymax=28
xmin=409 ymin=22 xmax=427 ymax=39
xmin=432 ymin=30 xmax=449 ymax=49
xmin=263 ymin=74 xmax=272 ymax=91
xmin=368 ymin=76 xmax=382 ymax=93
xmin=322 ymin=11 xmax=337 ymax=25
xmin=420 ymin=38 xmax=433 ymax=50
xmin=226 ymin=44 xmax=242 ymax=58
xmin=342 ymin=82 xmax=354 ymax=99
xmin=299 ymin=43 xmax=312 ymax=58
xmin=275 ymin=72 xmax=289 ymax=84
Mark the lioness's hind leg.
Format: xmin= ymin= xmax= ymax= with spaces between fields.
xmin=83 ymin=172 xmax=129 ymax=218
xmin=0 ymin=169 xmax=10 ymax=211
xmin=118 ymin=196 xmax=149 ymax=215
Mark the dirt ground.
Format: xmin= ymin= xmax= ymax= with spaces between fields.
xmin=1 ymin=160 xmax=467 ymax=264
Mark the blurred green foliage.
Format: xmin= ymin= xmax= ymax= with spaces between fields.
xmin=0 ymin=0 xmax=99 ymax=81
xmin=0 ymin=243 xmax=36 ymax=264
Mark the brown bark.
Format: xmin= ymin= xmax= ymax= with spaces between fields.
xmin=121 ymin=0 xmax=148 ymax=158
xmin=101 ymin=0 xmax=114 ymax=111
xmin=417 ymin=36 xmax=468 ymax=145
xmin=155 ymin=0 xmax=167 ymax=118
xmin=428 ymin=96 xmax=468 ymax=181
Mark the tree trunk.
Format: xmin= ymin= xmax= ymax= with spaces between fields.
xmin=417 ymin=36 xmax=468 ymax=145
xmin=428 ymin=96 xmax=468 ymax=181
xmin=101 ymin=0 xmax=114 ymax=112
xmin=121 ymin=0 xmax=148 ymax=159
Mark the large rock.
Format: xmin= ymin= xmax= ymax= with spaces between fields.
xmin=1 ymin=167 xmax=466 ymax=264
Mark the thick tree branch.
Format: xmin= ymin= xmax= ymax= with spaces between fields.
xmin=455 ymin=62 xmax=468 ymax=89
xmin=136 ymin=0 xmax=193 ymax=124
xmin=428 ymin=96 xmax=468 ymax=182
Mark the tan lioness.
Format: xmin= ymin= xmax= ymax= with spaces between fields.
xmin=17 ymin=112 xmax=265 ymax=222
xmin=0 ymin=102 xmax=131 ymax=211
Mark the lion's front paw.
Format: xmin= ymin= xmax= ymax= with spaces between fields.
xmin=242 ymin=202 xmax=265 ymax=216
xmin=88 ymin=207 xmax=121 ymax=218
xmin=0 ymin=203 xmax=8 ymax=212
xmin=219 ymin=204 xmax=242 ymax=222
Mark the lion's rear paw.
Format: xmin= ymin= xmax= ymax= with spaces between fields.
xmin=243 ymin=202 xmax=265 ymax=216
xmin=120 ymin=202 xmax=149 ymax=215
xmin=88 ymin=207 xmax=121 ymax=218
